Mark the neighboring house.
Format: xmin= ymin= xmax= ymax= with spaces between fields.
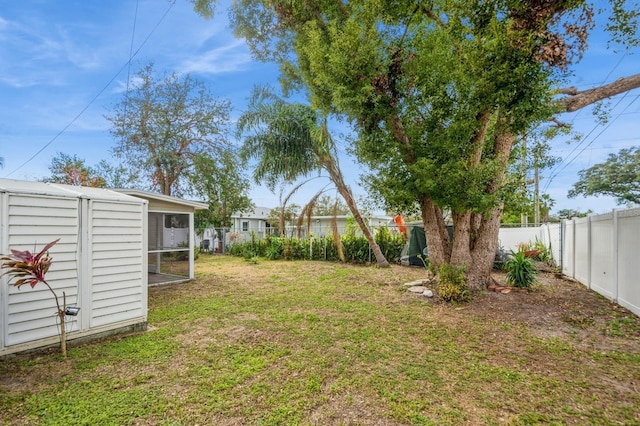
xmin=291 ymin=215 xmax=393 ymax=238
xmin=227 ymin=207 xmax=393 ymax=244
xmin=0 ymin=179 xmax=148 ymax=357
xmin=228 ymin=206 xmax=273 ymax=244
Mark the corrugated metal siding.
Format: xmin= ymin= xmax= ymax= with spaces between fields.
xmin=5 ymin=194 xmax=80 ymax=346
xmin=89 ymin=200 xmax=145 ymax=328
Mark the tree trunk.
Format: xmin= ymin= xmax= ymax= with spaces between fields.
xmin=421 ymin=127 xmax=516 ymax=291
xmin=419 ymin=196 xmax=450 ymax=270
xmin=323 ymin=157 xmax=390 ymax=268
xmin=466 ymin=205 xmax=503 ymax=290
xmin=450 ymin=211 xmax=472 ymax=268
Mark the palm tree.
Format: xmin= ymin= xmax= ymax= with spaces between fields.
xmin=237 ymin=87 xmax=390 ymax=268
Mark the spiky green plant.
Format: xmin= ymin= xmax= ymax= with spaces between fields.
xmin=504 ymin=250 xmax=537 ymax=289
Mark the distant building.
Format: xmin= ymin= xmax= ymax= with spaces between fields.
xmin=228 ymin=206 xmax=273 ymax=243
xmin=226 ymin=206 xmax=394 ymax=244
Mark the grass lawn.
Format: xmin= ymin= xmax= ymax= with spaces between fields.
xmin=1 ymin=255 xmax=639 ymax=425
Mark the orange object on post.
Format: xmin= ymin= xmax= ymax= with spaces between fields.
xmin=394 ymin=215 xmax=407 ymax=236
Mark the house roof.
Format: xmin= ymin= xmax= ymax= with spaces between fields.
xmin=231 ymin=206 xmax=272 ymax=219
xmin=115 ymin=189 xmax=208 ymax=210
xmin=0 ymin=178 xmax=145 ymax=203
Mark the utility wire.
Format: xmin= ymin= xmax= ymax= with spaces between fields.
xmin=544 ymin=91 xmax=640 ymax=192
xmin=542 ymin=52 xmax=632 ymax=192
xmin=126 ymin=0 xmax=140 ymax=93
xmin=3 ymin=0 xmax=176 ymax=178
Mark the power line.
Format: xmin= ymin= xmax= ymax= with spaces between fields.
xmin=3 ymin=0 xmax=176 ymax=178
xmin=543 ymin=91 xmax=640 ymax=192
xmin=126 ymin=0 xmax=140 ymax=93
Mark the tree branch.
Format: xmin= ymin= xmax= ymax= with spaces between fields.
xmin=558 ymin=73 xmax=640 ymax=112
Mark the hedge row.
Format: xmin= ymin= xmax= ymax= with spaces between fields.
xmin=228 ymin=227 xmax=405 ymax=264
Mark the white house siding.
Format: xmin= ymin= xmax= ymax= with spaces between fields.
xmin=88 ymin=200 xmax=147 ymax=328
xmin=3 ymin=194 xmax=80 ymax=346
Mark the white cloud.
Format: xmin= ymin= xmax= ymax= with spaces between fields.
xmin=178 ymin=39 xmax=252 ymax=75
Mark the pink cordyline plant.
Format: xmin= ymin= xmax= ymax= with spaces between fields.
xmin=1 ymin=238 xmax=71 ymax=357
xmin=1 ymin=239 xmax=59 ymax=289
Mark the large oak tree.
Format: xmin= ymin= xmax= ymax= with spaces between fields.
xmin=194 ymin=0 xmax=640 ymax=289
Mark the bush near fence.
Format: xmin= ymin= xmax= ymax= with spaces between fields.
xmin=228 ymin=226 xmax=405 ymax=263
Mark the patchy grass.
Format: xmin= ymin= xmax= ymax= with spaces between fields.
xmin=1 ymin=255 xmax=639 ymax=425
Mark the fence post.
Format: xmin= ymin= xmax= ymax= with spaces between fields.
xmin=587 ymin=215 xmax=592 ymax=290
xmin=612 ymin=209 xmax=619 ymax=303
xmin=571 ymin=219 xmax=576 ymax=279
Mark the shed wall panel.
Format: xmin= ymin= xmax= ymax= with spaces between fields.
xmin=5 ymin=194 xmax=80 ymax=346
xmin=88 ymin=201 xmax=145 ymax=330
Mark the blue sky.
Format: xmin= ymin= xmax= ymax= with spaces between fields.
xmin=1 ymin=0 xmax=639 ymax=216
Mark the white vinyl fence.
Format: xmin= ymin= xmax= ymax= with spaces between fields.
xmin=502 ymin=208 xmax=640 ymax=318
xmin=561 ymin=208 xmax=640 ymax=318
xmin=497 ymin=224 xmax=561 ymax=260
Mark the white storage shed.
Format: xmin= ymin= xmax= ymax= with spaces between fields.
xmin=0 ymin=179 xmax=148 ymax=356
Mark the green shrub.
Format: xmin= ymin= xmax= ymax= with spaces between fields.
xmin=374 ymin=226 xmax=405 ymax=263
xmin=341 ymin=233 xmax=370 ymax=263
xmin=531 ymin=239 xmax=554 ymax=265
xmin=283 ymin=238 xmax=304 ymax=260
xmin=437 ymin=263 xmax=470 ymax=302
xmin=504 ymin=250 xmax=537 ymax=288
xmin=226 ymin=227 xmax=404 ymax=264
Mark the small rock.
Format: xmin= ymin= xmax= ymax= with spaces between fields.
xmin=407 ymin=286 xmax=428 ymax=293
xmin=500 ymin=288 xmax=512 ymax=294
xmin=422 ymin=289 xmax=434 ymax=298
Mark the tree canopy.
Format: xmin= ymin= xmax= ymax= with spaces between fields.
xmin=191 ymin=149 xmax=254 ymax=229
xmin=313 ymin=195 xmax=349 ymax=216
xmin=44 ymin=153 xmax=106 ymax=187
xmin=568 ymin=147 xmax=640 ymax=205
xmin=105 ymin=63 xmax=232 ymax=197
xmin=43 ymin=152 xmax=144 ymax=188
